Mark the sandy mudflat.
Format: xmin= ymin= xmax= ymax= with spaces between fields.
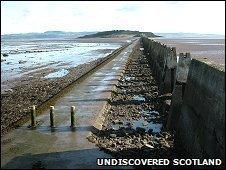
xmin=1 ymin=39 xmax=131 ymax=136
xmin=1 ymin=38 xmax=134 ymax=94
xmin=153 ymin=38 xmax=225 ymax=67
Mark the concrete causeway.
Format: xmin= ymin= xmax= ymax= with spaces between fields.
xmin=1 ymin=41 xmax=137 ymax=169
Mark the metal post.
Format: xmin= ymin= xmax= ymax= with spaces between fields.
xmin=172 ymin=47 xmax=176 ymax=57
xmin=50 ymin=106 xmax=55 ymax=127
xmin=185 ymin=52 xmax=191 ymax=58
xmin=71 ymin=106 xmax=75 ymax=128
xmin=179 ymin=52 xmax=184 ymax=58
xmin=31 ymin=105 xmax=36 ymax=128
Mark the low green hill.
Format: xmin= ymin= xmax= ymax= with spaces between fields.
xmin=78 ymin=30 xmax=161 ymax=38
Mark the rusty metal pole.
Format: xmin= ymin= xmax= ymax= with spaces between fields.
xmin=185 ymin=52 xmax=191 ymax=58
xmin=31 ymin=105 xmax=36 ymax=128
xmin=172 ymin=47 xmax=176 ymax=57
xmin=71 ymin=106 xmax=75 ymax=128
xmin=50 ymin=106 xmax=55 ymax=127
xmin=179 ymin=52 xmax=184 ymax=58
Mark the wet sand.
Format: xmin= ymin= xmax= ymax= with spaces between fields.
xmin=152 ymin=38 xmax=225 ymax=68
xmin=1 ymin=41 xmax=131 ymax=137
xmin=88 ymin=41 xmax=176 ymax=168
xmin=1 ymin=42 xmax=135 ymax=169
xmin=1 ymin=38 xmax=127 ymax=94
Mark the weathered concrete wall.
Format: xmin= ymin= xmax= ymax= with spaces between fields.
xmin=177 ymin=58 xmax=225 ymax=160
xmin=141 ymin=38 xmax=187 ymax=132
xmin=141 ymin=37 xmax=176 ymax=93
xmin=176 ymin=53 xmax=191 ymax=83
xmin=167 ymin=52 xmax=191 ymax=131
xmin=141 ymin=37 xmax=225 ymax=161
xmin=163 ymin=47 xmax=177 ymax=93
xmin=166 ymin=83 xmax=184 ymax=131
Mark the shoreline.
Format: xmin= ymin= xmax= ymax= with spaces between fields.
xmin=1 ymin=43 xmax=130 ymax=137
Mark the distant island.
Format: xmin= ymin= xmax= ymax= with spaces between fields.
xmin=78 ymin=30 xmax=161 ymax=38
xmin=1 ymin=30 xmax=160 ymax=40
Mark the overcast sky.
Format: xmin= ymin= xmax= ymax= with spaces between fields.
xmin=1 ymin=1 xmax=225 ymax=35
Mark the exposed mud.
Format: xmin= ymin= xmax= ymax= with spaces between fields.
xmin=1 ymin=44 xmax=129 ymax=137
xmin=87 ymin=41 xmax=178 ymax=168
xmin=153 ymin=38 xmax=225 ymax=68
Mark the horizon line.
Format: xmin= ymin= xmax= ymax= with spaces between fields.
xmin=1 ymin=30 xmax=225 ymax=36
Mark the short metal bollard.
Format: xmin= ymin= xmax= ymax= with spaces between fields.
xmin=31 ymin=105 xmax=36 ymax=128
xmin=185 ymin=52 xmax=191 ymax=58
xmin=50 ymin=106 xmax=55 ymax=127
xmin=71 ymin=106 xmax=75 ymax=128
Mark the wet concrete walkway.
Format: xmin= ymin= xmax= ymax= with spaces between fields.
xmin=1 ymin=42 xmax=137 ymax=169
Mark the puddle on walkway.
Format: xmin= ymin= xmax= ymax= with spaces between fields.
xmin=102 ymin=75 xmax=115 ymax=81
xmin=94 ymin=72 xmax=103 ymax=76
xmin=92 ymin=74 xmax=116 ymax=92
xmin=93 ymin=86 xmax=107 ymax=92
xmin=112 ymin=66 xmax=120 ymax=70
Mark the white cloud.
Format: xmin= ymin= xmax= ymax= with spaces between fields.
xmin=1 ymin=1 xmax=225 ymax=35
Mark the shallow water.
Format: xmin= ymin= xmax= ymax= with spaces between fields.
xmin=0 ymin=42 xmax=136 ymax=169
xmin=121 ymin=76 xmax=135 ymax=82
xmin=111 ymin=117 xmax=162 ymax=133
xmin=132 ymin=95 xmax=146 ymax=101
xmin=44 ymin=69 xmax=69 ymax=79
xmin=110 ymin=108 xmax=163 ymax=133
xmin=140 ymin=109 xmax=159 ymax=115
xmin=132 ymin=117 xmax=162 ymax=133
xmin=1 ymin=42 xmax=120 ymax=78
xmin=1 ymin=40 xmax=122 ymax=93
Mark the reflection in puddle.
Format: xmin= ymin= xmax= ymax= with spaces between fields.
xmin=140 ymin=110 xmax=159 ymax=116
xmin=93 ymin=86 xmax=106 ymax=92
xmin=102 ymin=76 xmax=115 ymax=81
xmin=132 ymin=95 xmax=146 ymax=101
xmin=44 ymin=69 xmax=69 ymax=78
xmin=110 ymin=107 xmax=163 ymax=133
xmin=111 ymin=117 xmax=162 ymax=133
xmin=112 ymin=66 xmax=120 ymax=70
xmin=123 ymin=76 xmax=135 ymax=81
xmin=125 ymin=76 xmax=131 ymax=81
xmin=1 ymin=42 xmax=122 ymax=86
xmin=132 ymin=118 xmax=162 ymax=133
xmin=94 ymin=72 xmax=103 ymax=76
